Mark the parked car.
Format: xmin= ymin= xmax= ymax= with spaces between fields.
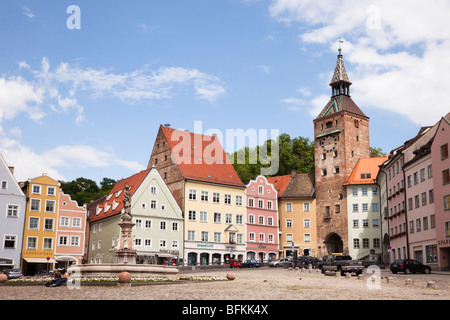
xmin=6 ymin=268 xmax=23 ymax=279
xmin=318 ymin=254 xmax=364 ymax=276
xmin=291 ymin=257 xmax=307 ymax=269
xmin=228 ymin=259 xmax=243 ymax=268
xmin=242 ymin=260 xmax=260 ymax=268
xmin=390 ymin=259 xmax=431 ymax=274
xmin=310 ymin=257 xmax=323 ymax=269
xmin=269 ymin=258 xmax=291 ymax=268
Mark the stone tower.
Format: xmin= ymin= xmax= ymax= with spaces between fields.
xmin=313 ymin=48 xmax=370 ymax=255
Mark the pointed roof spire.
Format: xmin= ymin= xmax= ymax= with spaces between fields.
xmin=330 ymin=38 xmax=351 ymax=87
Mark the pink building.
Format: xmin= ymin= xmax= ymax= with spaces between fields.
xmin=404 ymin=143 xmax=437 ymax=268
xmin=54 ymin=192 xmax=86 ymax=268
xmin=432 ymin=113 xmax=450 ymax=270
xmin=384 ymin=149 xmax=407 ymax=262
xmin=245 ymin=175 xmax=279 ymax=262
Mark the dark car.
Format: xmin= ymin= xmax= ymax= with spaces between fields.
xmin=6 ymin=268 xmax=23 ymax=279
xmin=291 ymin=257 xmax=308 ymax=268
xmin=390 ymin=259 xmax=431 ymax=274
xmin=242 ymin=259 xmax=260 ymax=268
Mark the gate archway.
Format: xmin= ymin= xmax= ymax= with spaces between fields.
xmin=324 ymin=233 xmax=343 ymax=253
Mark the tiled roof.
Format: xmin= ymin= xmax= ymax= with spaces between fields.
xmin=161 ymin=126 xmax=245 ymax=188
xmin=268 ymin=172 xmax=315 ymax=198
xmin=344 ymin=156 xmax=389 ymax=186
xmin=89 ymin=169 xmax=151 ymax=222
xmin=267 ymin=175 xmax=291 ymax=197
xmin=316 ymin=94 xmax=368 ymax=120
xmin=282 ymin=172 xmax=315 ymax=198
xmin=330 ymin=54 xmax=351 ymax=86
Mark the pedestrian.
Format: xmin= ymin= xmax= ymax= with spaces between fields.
xmin=49 ymin=269 xmax=69 ymax=287
xmin=45 ymin=269 xmax=61 ymax=287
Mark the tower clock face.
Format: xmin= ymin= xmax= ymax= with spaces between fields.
xmin=320 ymin=135 xmax=338 ymax=152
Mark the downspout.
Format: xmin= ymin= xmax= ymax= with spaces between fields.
xmin=401 ymin=154 xmax=411 ymax=259
xmin=377 ymin=167 xmax=388 ymax=265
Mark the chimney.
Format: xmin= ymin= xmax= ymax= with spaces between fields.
xmin=291 ymin=171 xmax=296 ymax=178
xmin=8 ymin=166 xmax=14 ymax=175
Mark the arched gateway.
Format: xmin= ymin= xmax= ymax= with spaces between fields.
xmin=324 ymin=233 xmax=343 ymax=253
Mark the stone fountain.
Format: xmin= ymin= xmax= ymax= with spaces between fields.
xmin=69 ymin=185 xmax=178 ymax=278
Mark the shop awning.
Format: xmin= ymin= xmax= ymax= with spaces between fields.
xmin=23 ymin=257 xmax=56 ymax=263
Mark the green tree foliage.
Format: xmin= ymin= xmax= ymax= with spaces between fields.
xmin=370 ymin=147 xmax=387 ymax=158
xmin=229 ymin=133 xmax=315 ymax=182
xmin=60 ymin=177 xmax=117 ymax=206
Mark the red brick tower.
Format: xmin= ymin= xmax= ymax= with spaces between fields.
xmin=314 ymin=48 xmax=370 ymax=255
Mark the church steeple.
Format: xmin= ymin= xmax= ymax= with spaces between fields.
xmin=330 ymin=41 xmax=352 ymax=97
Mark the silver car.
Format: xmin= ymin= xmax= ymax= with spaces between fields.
xmin=269 ymin=258 xmax=291 ymax=267
xmin=6 ymin=268 xmax=23 ymax=279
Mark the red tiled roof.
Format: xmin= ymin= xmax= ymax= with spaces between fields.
xmin=267 ymin=175 xmax=291 ymax=197
xmin=89 ymin=169 xmax=151 ymax=222
xmin=344 ymin=156 xmax=389 ymax=186
xmin=161 ymin=126 xmax=244 ymax=188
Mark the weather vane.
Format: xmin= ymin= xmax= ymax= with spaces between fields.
xmin=338 ymin=37 xmax=344 ymax=55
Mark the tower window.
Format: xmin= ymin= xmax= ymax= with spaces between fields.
xmin=334 ymin=166 xmax=340 ymax=174
xmin=321 ymin=169 xmax=327 ymax=176
xmin=354 ymin=120 xmax=359 ymax=128
xmin=326 ymin=121 xmax=333 ymax=129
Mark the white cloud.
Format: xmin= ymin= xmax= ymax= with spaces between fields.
xmin=139 ymin=23 xmax=159 ymax=32
xmin=0 ymin=138 xmax=144 ymax=182
xmin=0 ymin=58 xmax=226 ymax=127
xmin=50 ymin=61 xmax=226 ymax=103
xmin=270 ymin=0 xmax=450 ymax=125
xmin=22 ymin=6 xmax=34 ymax=20
xmin=258 ymin=65 xmax=271 ymax=74
xmin=0 ymin=76 xmax=45 ymax=123
xmin=281 ymin=97 xmax=306 ymax=112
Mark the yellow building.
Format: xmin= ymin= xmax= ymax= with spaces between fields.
xmin=149 ymin=125 xmax=247 ymax=265
xmin=184 ymin=181 xmax=246 ymax=265
xmin=21 ymin=174 xmax=60 ymax=275
xmin=268 ymin=172 xmax=317 ymax=258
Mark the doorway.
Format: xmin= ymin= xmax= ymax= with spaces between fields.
xmin=324 ymin=233 xmax=343 ymax=253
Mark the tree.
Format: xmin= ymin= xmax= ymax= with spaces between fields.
xmin=370 ymin=147 xmax=387 ymax=158
xmin=229 ymin=133 xmax=315 ymax=182
xmin=60 ymin=177 xmax=117 ymax=206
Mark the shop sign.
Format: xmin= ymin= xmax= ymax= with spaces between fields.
xmin=197 ymin=243 xmax=214 ymax=248
xmin=438 ymin=239 xmax=450 ymax=246
xmin=0 ymin=258 xmax=13 ymax=265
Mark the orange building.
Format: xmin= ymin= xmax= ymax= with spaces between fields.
xmin=21 ymin=174 xmax=60 ymax=275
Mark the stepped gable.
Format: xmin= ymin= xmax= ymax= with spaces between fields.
xmin=90 ymin=169 xmax=150 ymax=222
xmin=160 ymin=126 xmax=244 ymax=188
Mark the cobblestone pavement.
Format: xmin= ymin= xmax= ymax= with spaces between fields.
xmin=0 ymin=267 xmax=449 ymax=301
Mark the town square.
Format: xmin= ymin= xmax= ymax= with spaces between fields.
xmin=0 ymin=1 xmax=449 ymax=308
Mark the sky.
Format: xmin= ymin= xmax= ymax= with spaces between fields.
xmin=0 ymin=0 xmax=449 ymax=185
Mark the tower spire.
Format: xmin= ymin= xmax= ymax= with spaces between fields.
xmin=330 ymin=38 xmax=351 ymax=97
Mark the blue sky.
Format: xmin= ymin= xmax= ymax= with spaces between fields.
xmin=0 ymin=0 xmax=449 ymax=184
